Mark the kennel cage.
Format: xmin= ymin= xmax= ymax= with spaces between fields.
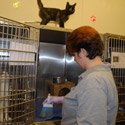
xmin=103 ymin=33 xmax=125 ymax=125
xmin=0 ymin=16 xmax=39 ymax=125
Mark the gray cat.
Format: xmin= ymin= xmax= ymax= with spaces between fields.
xmin=37 ymin=0 xmax=76 ymax=28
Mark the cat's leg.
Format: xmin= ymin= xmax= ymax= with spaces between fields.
xmin=59 ymin=21 xmax=64 ymax=28
xmin=41 ymin=19 xmax=49 ymax=25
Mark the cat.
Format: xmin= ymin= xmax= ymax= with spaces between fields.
xmin=37 ymin=0 xmax=76 ymax=28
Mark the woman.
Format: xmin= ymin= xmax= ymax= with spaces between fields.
xmin=43 ymin=26 xmax=118 ymax=125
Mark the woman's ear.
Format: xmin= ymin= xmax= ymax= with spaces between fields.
xmin=79 ymin=48 xmax=88 ymax=57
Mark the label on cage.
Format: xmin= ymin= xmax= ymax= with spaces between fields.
xmin=111 ymin=52 xmax=125 ymax=68
xmin=9 ymin=41 xmax=35 ymax=65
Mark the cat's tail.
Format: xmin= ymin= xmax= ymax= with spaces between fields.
xmin=37 ymin=0 xmax=43 ymax=9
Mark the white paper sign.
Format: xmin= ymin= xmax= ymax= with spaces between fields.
xmin=111 ymin=52 xmax=125 ymax=68
xmin=9 ymin=40 xmax=35 ymax=65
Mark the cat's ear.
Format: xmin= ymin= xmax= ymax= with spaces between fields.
xmin=66 ymin=2 xmax=70 ymax=7
xmin=73 ymin=3 xmax=76 ymax=6
xmin=66 ymin=2 xmax=70 ymax=5
xmin=66 ymin=2 xmax=70 ymax=9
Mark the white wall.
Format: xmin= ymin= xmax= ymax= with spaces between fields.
xmin=0 ymin=0 xmax=125 ymax=35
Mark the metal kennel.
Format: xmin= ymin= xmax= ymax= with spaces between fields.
xmin=103 ymin=33 xmax=125 ymax=125
xmin=0 ymin=16 xmax=39 ymax=125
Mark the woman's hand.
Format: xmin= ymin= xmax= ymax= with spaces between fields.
xmin=43 ymin=96 xmax=64 ymax=104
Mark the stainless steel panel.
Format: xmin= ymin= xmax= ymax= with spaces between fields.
xmin=36 ymin=28 xmax=83 ymax=98
xmin=65 ymin=54 xmax=83 ymax=83
xmin=37 ymin=43 xmax=66 ymax=98
xmin=36 ymin=42 xmax=83 ymax=98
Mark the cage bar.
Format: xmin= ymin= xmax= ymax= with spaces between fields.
xmin=0 ymin=16 xmax=39 ymax=125
xmin=104 ymin=33 xmax=125 ymax=125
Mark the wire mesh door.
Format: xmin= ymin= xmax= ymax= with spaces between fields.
xmin=0 ymin=16 xmax=39 ymax=125
xmin=104 ymin=33 xmax=125 ymax=125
